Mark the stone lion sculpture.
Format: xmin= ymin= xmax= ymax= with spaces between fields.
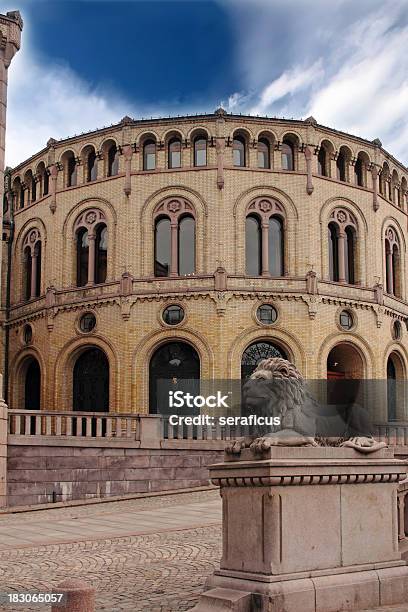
xmin=226 ymin=357 xmax=386 ymax=455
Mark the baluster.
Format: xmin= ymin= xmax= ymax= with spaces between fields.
xmin=66 ymin=416 xmax=72 ymax=436
xmin=56 ymin=415 xmax=62 ymax=436
xmin=126 ymin=418 xmax=131 ymax=438
xmin=35 ymin=414 xmax=41 ymax=435
xmin=106 ymin=417 xmax=112 ymax=437
xmin=96 ymin=417 xmax=102 ymax=438
xmin=196 ymin=423 xmax=203 ymax=440
xmin=168 ymin=421 xmax=174 ymax=440
xmin=86 ymin=417 xmax=92 ymax=437
xmin=24 ymin=414 xmax=30 ymax=435
xmin=187 ymin=422 xmax=193 ymax=440
xmin=46 ymin=415 xmax=52 ymax=435
xmin=215 ymin=420 xmax=222 ymax=440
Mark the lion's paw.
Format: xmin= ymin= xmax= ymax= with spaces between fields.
xmin=225 ymin=437 xmax=247 ymax=455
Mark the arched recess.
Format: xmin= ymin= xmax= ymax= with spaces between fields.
xmin=228 ymin=326 xmax=306 ymax=380
xmin=10 ymin=348 xmax=46 ymax=411
xmin=318 ymin=334 xmax=373 ymax=380
xmin=54 ymin=336 xmax=119 ymax=412
xmin=149 ymin=341 xmax=200 ymax=414
xmin=241 ymin=340 xmax=288 ymax=380
xmin=245 ymin=197 xmax=285 ymax=276
xmin=140 ymin=187 xmax=207 ymax=277
xmin=61 ymin=198 xmax=117 ymax=288
xmin=233 ymin=187 xmax=298 ymax=276
xmin=132 ymin=327 xmax=214 ymax=412
xmin=13 ymin=218 xmax=47 ymax=305
xmin=326 ymin=341 xmax=366 ymax=408
xmin=384 ymin=347 xmax=407 ymax=423
xmin=381 ymin=217 xmax=406 ymax=300
xmin=320 ymin=198 xmax=368 ymax=286
xmin=73 ymin=347 xmax=109 ymax=412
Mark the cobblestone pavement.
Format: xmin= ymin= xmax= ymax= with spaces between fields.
xmin=0 ymin=490 xmax=221 ymax=611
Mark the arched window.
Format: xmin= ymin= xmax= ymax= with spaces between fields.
xmin=63 ymin=151 xmax=77 ymax=187
xmin=385 ymin=228 xmax=401 ymax=297
xmin=336 ymin=151 xmax=346 ymax=181
xmin=149 ymin=341 xmax=200 ymax=414
xmin=281 ymin=140 xmax=294 ymax=171
xmin=73 ymin=348 xmax=109 ymax=412
xmin=168 ymin=137 xmax=182 ymax=169
xmin=30 ymin=173 xmax=37 ymax=202
xmin=178 ymin=216 xmax=195 ymax=275
xmin=76 ymin=228 xmax=89 ymax=287
xmin=269 ymin=217 xmax=284 ymax=276
xmin=245 ymin=198 xmax=285 ymax=277
xmin=344 ymin=227 xmax=355 ymax=284
xmin=318 ymin=147 xmax=327 ymax=176
xmin=387 ymin=356 xmax=397 ymax=421
xmin=354 ymin=158 xmax=363 ymax=186
xmin=391 ymin=171 xmax=399 ymax=205
xmin=24 ymin=358 xmax=41 ymax=411
xmin=233 ymin=135 xmax=246 ymax=167
xmin=13 ymin=177 xmax=23 ymax=209
xmin=153 ymin=198 xmax=196 ymax=277
xmin=23 ymin=246 xmax=32 ymax=301
xmin=194 ymin=136 xmax=207 ymax=167
xmin=143 ymin=139 xmax=156 ymax=170
xmin=87 ymin=149 xmax=98 ymax=182
xmin=43 ymin=169 xmax=49 ymax=196
xmin=95 ymin=225 xmax=108 ymax=284
xmin=241 ymin=341 xmax=287 ymax=380
xmin=328 ymin=222 xmax=339 ymax=282
xmin=245 ymin=215 xmax=261 ymax=276
xmin=257 ymin=138 xmax=270 ymax=169
xmin=154 ymin=217 xmax=171 ymax=277
xmin=107 ymin=144 xmax=119 ymax=177
xmin=22 ymin=229 xmax=42 ymax=301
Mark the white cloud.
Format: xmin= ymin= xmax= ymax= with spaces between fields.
xmin=5 ymin=47 xmax=135 ymax=168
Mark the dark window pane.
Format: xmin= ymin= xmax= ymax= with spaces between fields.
xmin=245 ymin=216 xmax=261 ymax=276
xmin=282 ymin=142 xmax=294 ymax=170
xmin=318 ymin=148 xmax=327 ymax=176
xmin=241 ymin=341 xmax=287 ymax=380
xmin=43 ymin=170 xmax=49 ymax=195
xmin=108 ymin=145 xmax=119 ymax=176
xmin=67 ymin=155 xmax=77 ymax=187
xmin=155 ymin=218 xmax=171 ymax=277
xmin=95 ymin=225 xmax=107 ymax=284
xmin=257 ymin=304 xmax=278 ymax=324
xmin=345 ymin=227 xmax=355 ymax=284
xmin=24 ymin=247 xmax=32 ymax=301
xmin=336 ymin=153 xmax=346 ymax=181
xmin=269 ymin=217 xmax=284 ymax=276
xmin=169 ymin=138 xmax=181 ymax=168
xmin=194 ymin=138 xmax=207 ymax=167
xmin=178 ymin=216 xmax=195 ymax=276
xmin=35 ymin=242 xmax=41 ymax=297
xmin=73 ymin=348 xmax=109 ymax=412
xmin=77 ymin=228 xmax=89 ymax=287
xmin=88 ymin=150 xmax=97 ymax=181
xmin=257 ymin=139 xmax=269 ymax=169
xmin=163 ymin=305 xmax=184 ymax=325
xmin=233 ymin=137 xmax=245 ymax=167
xmin=80 ymin=313 xmax=96 ymax=333
xmin=340 ymin=310 xmax=353 ymax=330
xmin=328 ymin=223 xmax=339 ymax=281
xmin=144 ymin=141 xmax=156 ymax=170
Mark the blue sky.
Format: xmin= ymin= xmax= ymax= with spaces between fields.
xmin=3 ymin=0 xmax=408 ymax=166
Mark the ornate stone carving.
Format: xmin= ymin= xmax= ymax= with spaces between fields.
xmin=329 ymin=207 xmax=357 ymax=230
xmin=74 ymin=208 xmax=106 ymax=234
xmin=153 ymin=197 xmax=195 ymax=221
xmin=22 ymin=228 xmax=41 ymax=253
xmin=246 ymin=197 xmax=284 ymax=220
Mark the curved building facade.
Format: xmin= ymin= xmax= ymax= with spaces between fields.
xmin=2 ymin=110 xmax=408 ymax=420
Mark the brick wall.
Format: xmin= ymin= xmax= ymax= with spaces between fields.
xmin=7 ymin=443 xmax=222 ymax=507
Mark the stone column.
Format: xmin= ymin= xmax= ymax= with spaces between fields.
xmin=386 ymin=250 xmax=394 ymax=295
xmin=0 ymin=11 xmax=23 ymax=511
xmin=170 ymin=221 xmax=178 ymax=277
xmin=261 ymin=222 xmax=269 ymax=276
xmin=338 ymin=230 xmax=346 ymax=282
xmin=122 ymin=145 xmax=133 ymax=196
xmin=30 ymin=250 xmax=38 ymax=299
xmin=87 ymin=234 xmax=96 ymax=286
xmin=304 ymin=146 xmax=314 ymax=195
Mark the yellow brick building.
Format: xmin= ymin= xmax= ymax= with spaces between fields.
xmin=2 ymin=110 xmax=408 ymax=421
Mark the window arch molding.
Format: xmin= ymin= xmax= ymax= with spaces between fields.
xmin=327 ymin=207 xmax=358 ymax=284
xmin=281 ymin=132 xmax=301 ymax=171
xmin=153 ymin=197 xmax=196 ymax=277
xmin=384 ymin=225 xmax=402 ymax=298
xmin=245 ymin=197 xmax=286 ymax=277
xmin=100 ymin=138 xmax=120 ymax=178
xmin=163 ymin=130 xmax=185 ymax=169
xmin=138 ymin=132 xmax=159 ymax=171
xmin=73 ymin=208 xmax=108 ymax=287
xmin=80 ymin=144 xmax=99 ymax=183
xmin=9 ymin=347 xmax=46 ymax=411
xmin=230 ymin=128 xmax=252 ymax=168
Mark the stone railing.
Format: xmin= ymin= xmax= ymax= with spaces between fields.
xmin=375 ymin=422 xmax=408 ymax=447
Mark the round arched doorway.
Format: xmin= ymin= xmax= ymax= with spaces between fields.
xmin=326 ymin=342 xmax=364 ymax=405
xmin=149 ymin=341 xmax=200 ymax=414
xmin=387 ymin=352 xmax=404 ymax=422
xmin=24 ymin=357 xmax=41 ymax=410
xmin=73 ymin=347 xmax=109 ymax=412
xmin=241 ymin=340 xmax=288 ymax=380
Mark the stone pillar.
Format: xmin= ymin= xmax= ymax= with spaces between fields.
xmin=194 ymin=447 xmax=408 ymax=612
xmin=52 ymin=579 xmax=95 ymax=612
xmin=261 ymin=222 xmax=269 ymax=276
xmin=386 ymin=250 xmax=394 ymax=295
xmin=30 ymin=250 xmax=38 ymax=299
xmin=338 ymin=230 xmax=346 ymax=282
xmin=87 ymin=234 xmax=96 ymax=286
xmin=122 ymin=145 xmax=132 ymax=196
xmin=304 ymin=146 xmax=314 ymax=195
xmin=0 ymin=11 xmax=23 ymax=511
xmin=170 ymin=221 xmax=178 ymax=277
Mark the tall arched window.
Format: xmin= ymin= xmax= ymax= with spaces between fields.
xmin=245 ymin=197 xmax=285 ymax=277
xmin=385 ymin=227 xmax=401 ymax=297
xmin=178 ymin=216 xmax=195 ymax=275
xmin=281 ymin=139 xmax=294 ymax=171
xmin=318 ymin=147 xmax=327 ymax=176
xmin=87 ymin=148 xmax=98 ymax=182
xmin=12 ymin=177 xmax=23 ymax=209
xmin=73 ymin=348 xmax=109 ymax=412
xmin=328 ymin=222 xmax=339 ymax=281
xmin=245 ymin=215 xmax=261 ymax=276
xmin=354 ymin=157 xmax=363 ymax=186
xmin=233 ymin=135 xmax=246 ymax=167
xmin=74 ymin=209 xmax=108 ymax=287
xmin=24 ymin=358 xmax=41 ymax=411
xmin=30 ymin=172 xmax=37 ymax=202
xmin=387 ymin=356 xmax=397 ymax=422
xmin=63 ymin=151 xmax=77 ymax=187
xmin=154 ymin=217 xmax=171 ymax=277
xmin=257 ymin=138 xmax=270 ymax=169
xmin=328 ymin=209 xmax=357 ymax=284
xmin=76 ymin=228 xmax=89 ymax=287
xmin=168 ymin=137 xmax=182 ymax=168
xmin=107 ymin=144 xmax=119 ymax=177
xmin=143 ymin=140 xmax=156 ymax=170
xmin=95 ymin=225 xmax=108 ymax=284
xmin=22 ymin=229 xmax=42 ymax=301
xmin=269 ymin=217 xmax=284 ymax=276
xmin=194 ymin=136 xmax=207 ymax=167
xmin=153 ymin=197 xmax=196 ymax=277
xmin=149 ymin=342 xmax=200 ymax=414
xmin=336 ymin=151 xmax=346 ymax=181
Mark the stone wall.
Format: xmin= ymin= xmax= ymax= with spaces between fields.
xmin=7 ymin=443 xmax=222 ymax=507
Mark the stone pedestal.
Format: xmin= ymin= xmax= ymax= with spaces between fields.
xmin=193 ymin=447 xmax=408 ymax=612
